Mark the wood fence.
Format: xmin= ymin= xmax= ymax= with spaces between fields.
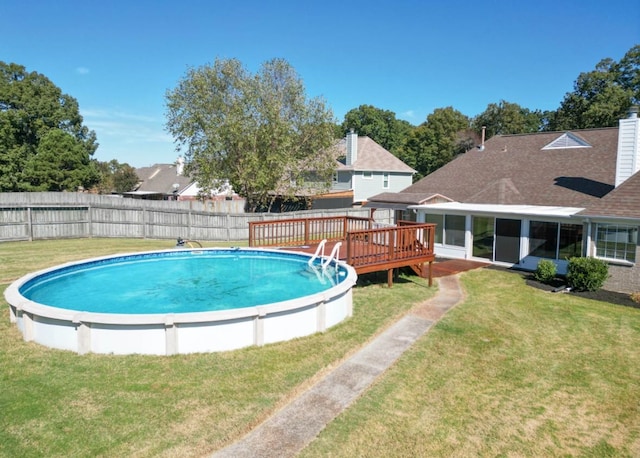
xmin=0 ymin=193 xmax=391 ymax=242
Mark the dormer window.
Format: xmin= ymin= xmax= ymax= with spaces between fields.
xmin=542 ymin=132 xmax=591 ymax=150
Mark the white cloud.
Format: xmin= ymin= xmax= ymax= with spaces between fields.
xmin=76 ymin=67 xmax=90 ymax=75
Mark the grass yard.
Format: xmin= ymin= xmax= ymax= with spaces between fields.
xmin=0 ymin=238 xmax=433 ymax=457
xmin=1 ymin=239 xmax=639 ymax=456
xmin=302 ymin=268 xmax=640 ymax=457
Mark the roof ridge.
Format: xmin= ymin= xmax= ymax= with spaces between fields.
xmin=496 ymin=126 xmax=617 ymax=139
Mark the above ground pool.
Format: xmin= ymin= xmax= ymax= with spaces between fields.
xmin=5 ymin=248 xmax=357 ymax=355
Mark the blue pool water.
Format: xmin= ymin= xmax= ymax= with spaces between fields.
xmin=19 ymin=249 xmax=346 ymax=314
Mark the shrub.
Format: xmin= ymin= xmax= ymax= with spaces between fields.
xmin=534 ymin=259 xmax=557 ymax=284
xmin=566 ymin=257 xmax=609 ymax=292
xmin=630 ymin=292 xmax=640 ymax=304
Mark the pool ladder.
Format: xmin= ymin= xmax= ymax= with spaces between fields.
xmin=308 ymin=239 xmax=342 ymax=272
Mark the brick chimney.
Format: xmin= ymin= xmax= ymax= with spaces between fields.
xmin=615 ymin=105 xmax=640 ymax=187
xmin=346 ymin=129 xmax=358 ymax=166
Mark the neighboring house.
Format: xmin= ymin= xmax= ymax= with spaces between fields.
xmin=367 ymin=108 xmax=640 ymax=294
xmin=272 ymin=130 xmax=416 ymax=211
xmin=332 ymin=130 xmax=415 ymax=205
xmin=126 ymin=157 xmax=236 ymax=201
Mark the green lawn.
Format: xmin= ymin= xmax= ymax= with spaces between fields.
xmin=0 ymin=239 xmax=433 ymax=457
xmin=302 ymin=268 xmax=640 ymax=457
xmin=1 ymin=239 xmax=639 ymax=457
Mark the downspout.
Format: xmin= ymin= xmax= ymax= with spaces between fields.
xmin=585 ymin=219 xmax=593 ymax=257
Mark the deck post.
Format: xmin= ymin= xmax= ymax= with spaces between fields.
xmin=387 ymin=269 xmax=393 ymax=287
xmin=304 ymin=218 xmax=310 ymax=245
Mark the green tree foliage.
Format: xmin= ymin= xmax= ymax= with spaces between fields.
xmin=113 ymin=163 xmax=139 ymax=194
xmin=165 ymin=58 xmax=337 ymax=211
xmin=472 ymin=100 xmax=547 ymax=139
xmin=0 ymin=62 xmax=100 ymax=191
xmin=340 ymin=104 xmax=413 ymax=155
xmin=547 ymin=45 xmax=639 ymax=130
xmin=95 ymin=160 xmax=139 ymax=194
xmin=398 ymin=107 xmax=469 ymax=180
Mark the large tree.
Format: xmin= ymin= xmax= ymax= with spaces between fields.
xmin=95 ymin=159 xmax=139 ymax=194
xmin=547 ymin=45 xmax=639 ymax=130
xmin=340 ymin=104 xmax=413 ymax=156
xmin=472 ymin=100 xmax=547 ymax=139
xmin=398 ymin=107 xmax=469 ymax=180
xmin=165 ymin=58 xmax=337 ymax=211
xmin=0 ymin=62 xmax=100 ymax=191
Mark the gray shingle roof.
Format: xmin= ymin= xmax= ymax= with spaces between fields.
xmin=365 ymin=192 xmax=452 ymax=205
xmin=135 ymin=164 xmax=193 ymax=194
xmin=335 ymin=136 xmax=416 ymax=173
xmin=580 ymin=171 xmax=640 ymax=220
xmin=389 ymin=127 xmax=619 ymax=208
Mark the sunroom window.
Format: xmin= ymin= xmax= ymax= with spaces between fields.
xmin=424 ymin=214 xmax=465 ymax=247
xmin=529 ymin=221 xmax=583 ymax=260
xmin=444 ymin=215 xmax=465 ymax=247
xmin=425 ymin=214 xmax=443 ymax=244
xmin=595 ymin=224 xmax=638 ymax=263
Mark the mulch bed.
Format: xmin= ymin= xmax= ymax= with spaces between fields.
xmin=523 ymin=274 xmax=640 ymax=309
xmin=482 ymin=264 xmax=640 ymax=309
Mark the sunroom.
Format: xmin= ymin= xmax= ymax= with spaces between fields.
xmin=409 ymin=202 xmax=588 ymax=274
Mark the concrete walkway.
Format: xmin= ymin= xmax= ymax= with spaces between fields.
xmin=213 ymin=274 xmax=465 ymax=458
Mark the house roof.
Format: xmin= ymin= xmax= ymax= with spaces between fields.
xmin=370 ymin=127 xmax=619 ymax=208
xmin=135 ymin=164 xmax=193 ymax=195
xmin=579 ymin=171 xmax=640 ymax=220
xmin=335 ymin=136 xmax=416 ymax=173
xmin=364 ymin=192 xmax=453 ymax=206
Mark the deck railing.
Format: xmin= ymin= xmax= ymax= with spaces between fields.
xmin=345 ymin=222 xmax=436 ymax=274
xmin=249 ymin=217 xmax=437 ymax=286
xmin=248 ymin=216 xmax=373 ymax=247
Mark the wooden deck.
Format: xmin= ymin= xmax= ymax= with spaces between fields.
xmin=249 ymin=216 xmax=436 ymax=286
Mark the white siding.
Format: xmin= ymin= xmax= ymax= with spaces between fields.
xmin=615 ymin=116 xmax=640 ymax=187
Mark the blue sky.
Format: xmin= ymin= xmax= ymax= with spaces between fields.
xmin=2 ymin=0 xmax=638 ymax=168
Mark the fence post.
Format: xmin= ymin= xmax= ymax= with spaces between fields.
xmin=142 ymin=207 xmax=147 ymax=239
xmin=87 ymin=205 xmax=92 ymax=238
xmin=27 ymin=207 xmax=33 ymax=241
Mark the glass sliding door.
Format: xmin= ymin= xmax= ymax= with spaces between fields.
xmin=495 ymin=218 xmax=521 ymax=263
xmin=472 ymin=216 xmax=494 ymax=260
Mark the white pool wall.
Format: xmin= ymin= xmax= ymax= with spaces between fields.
xmin=5 ymin=248 xmax=357 ymax=355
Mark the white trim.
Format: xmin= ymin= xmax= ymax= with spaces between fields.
xmin=542 ymin=132 xmax=591 ymax=149
xmin=593 ymin=222 xmax=638 ymax=264
xmin=410 ymin=202 xmax=584 ymax=218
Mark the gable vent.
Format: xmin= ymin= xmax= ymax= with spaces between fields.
xmin=542 ymin=132 xmax=591 ymax=150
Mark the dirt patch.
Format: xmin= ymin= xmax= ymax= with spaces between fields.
xmin=411 ymin=304 xmax=445 ymax=321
